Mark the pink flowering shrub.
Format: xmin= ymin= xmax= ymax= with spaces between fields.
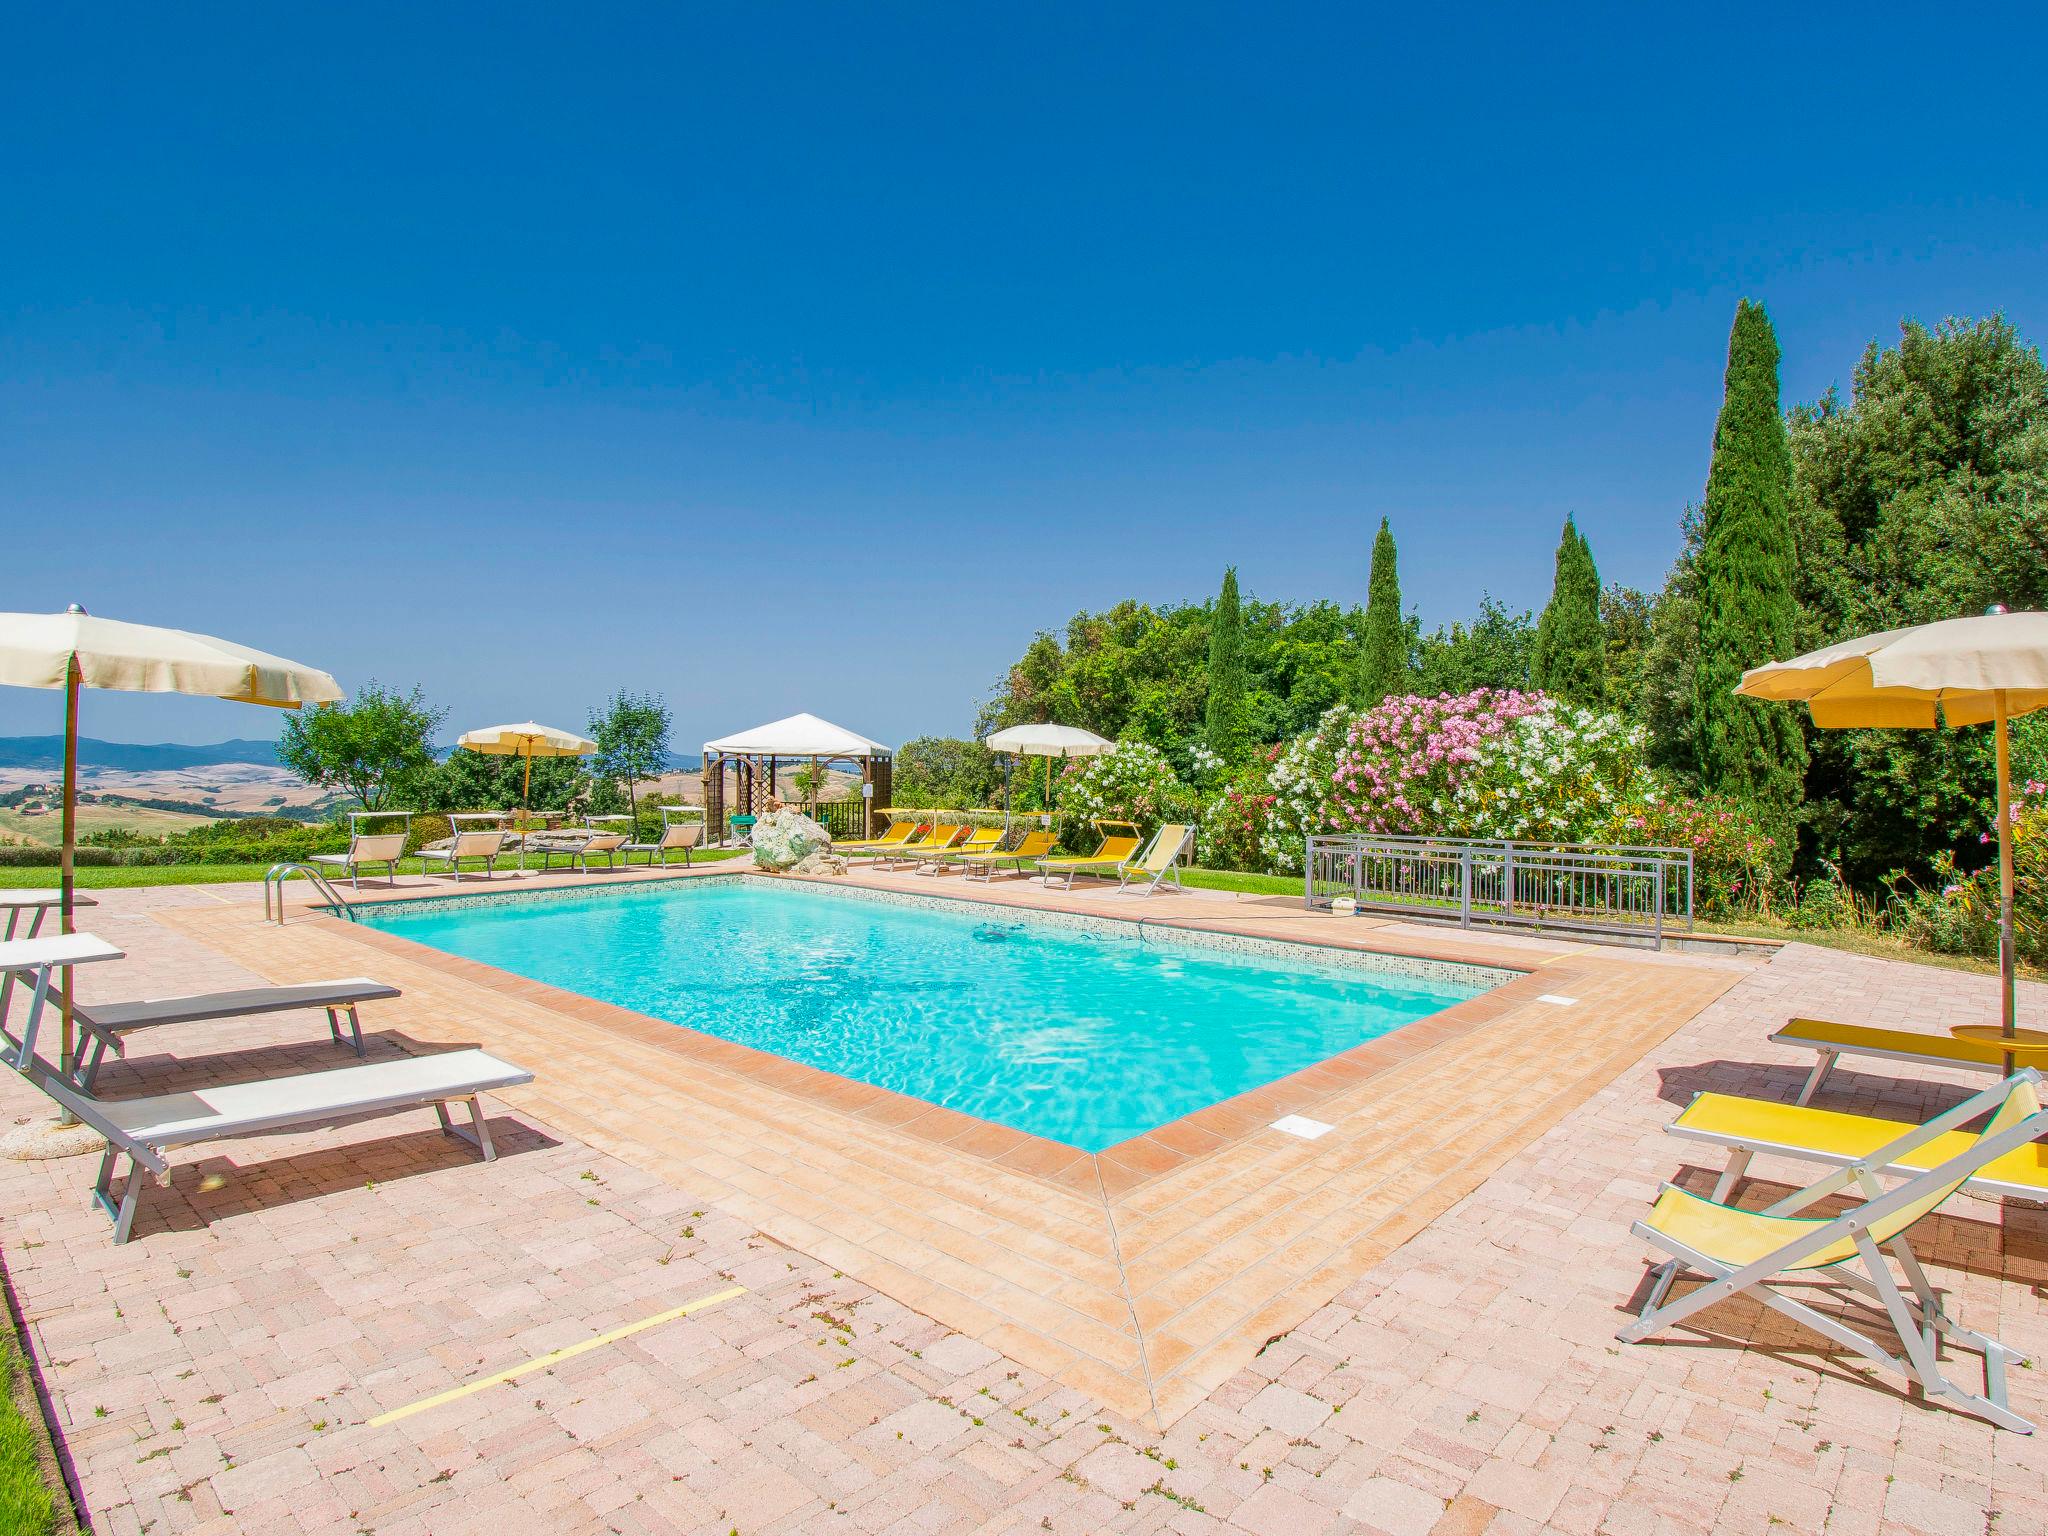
xmin=1621 ymin=794 xmax=1781 ymax=916
xmin=1199 ymin=766 xmax=1277 ymax=872
xmin=1328 ymin=689 xmax=1549 ymax=835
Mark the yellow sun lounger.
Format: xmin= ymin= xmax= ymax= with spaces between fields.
xmin=1771 ymin=1017 xmax=2036 ymax=1104
xmin=1668 ymin=1089 xmax=2048 ymax=1205
xmin=1037 ymin=823 xmax=1144 ymax=890
xmin=1117 ymin=823 xmax=1193 ymax=894
xmin=1620 ymin=1069 xmax=2048 ymax=1431
xmin=878 ymin=824 xmax=968 ymax=869
xmin=915 ymin=825 xmax=1004 ymax=873
xmin=958 ymin=828 xmax=1056 ymax=881
xmin=832 ymin=820 xmax=925 ymax=857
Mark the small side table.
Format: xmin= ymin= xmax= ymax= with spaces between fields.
xmin=0 ymin=893 xmax=100 ymax=1022
xmin=0 ymin=932 xmax=126 ymax=1073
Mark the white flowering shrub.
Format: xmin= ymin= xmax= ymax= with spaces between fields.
xmin=1055 ymin=740 xmax=1195 ymax=851
xmin=1259 ymin=705 xmax=1358 ymax=872
xmin=1450 ymin=701 xmax=1655 ymax=841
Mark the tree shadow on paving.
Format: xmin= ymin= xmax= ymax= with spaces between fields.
xmin=113 ymin=1117 xmax=559 ymax=1242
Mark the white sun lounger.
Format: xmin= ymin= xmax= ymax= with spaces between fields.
xmin=529 ymin=830 xmax=629 ymax=873
xmin=417 ymin=828 xmax=511 ymax=881
xmin=69 ymin=977 xmax=402 ymax=1091
xmin=25 ymin=1049 xmax=535 ymax=1243
xmin=310 ymin=830 xmax=410 ymax=890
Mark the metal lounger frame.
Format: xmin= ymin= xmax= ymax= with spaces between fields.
xmin=23 ymin=1056 xmax=519 ymax=1245
xmin=1619 ymin=1071 xmax=2048 ymax=1432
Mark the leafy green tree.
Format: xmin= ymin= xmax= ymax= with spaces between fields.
xmin=893 ymin=736 xmax=1003 ymax=809
xmin=1357 ymin=517 xmax=1407 ymax=703
xmin=1785 ymin=314 xmax=2048 ymax=882
xmin=1599 ymin=584 xmax=1654 ymax=721
xmin=1412 ymin=596 xmax=1535 ymax=695
xmin=1531 ymin=517 xmax=1606 ymax=704
xmin=277 ymin=682 xmax=444 ymax=811
xmin=588 ymin=691 xmax=671 ymax=835
xmin=405 ymin=749 xmax=587 ymax=813
xmin=1204 ymin=567 xmax=1248 ymax=765
xmin=1693 ymin=299 xmax=1806 ymax=855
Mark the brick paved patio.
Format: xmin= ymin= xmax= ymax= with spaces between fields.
xmin=3 ymin=877 xmax=2047 ymax=1534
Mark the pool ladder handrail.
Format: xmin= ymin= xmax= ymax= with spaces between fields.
xmin=263 ymin=863 xmax=357 ymax=924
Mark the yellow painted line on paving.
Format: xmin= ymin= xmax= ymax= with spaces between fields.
xmin=367 ymin=1285 xmax=747 ymax=1428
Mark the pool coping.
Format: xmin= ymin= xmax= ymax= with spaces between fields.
xmin=319 ymin=868 xmax=1539 ymax=1196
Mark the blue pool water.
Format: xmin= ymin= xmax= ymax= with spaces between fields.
xmin=355 ymin=881 xmax=1493 ymax=1151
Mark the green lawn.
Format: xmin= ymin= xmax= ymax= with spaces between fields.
xmin=0 ymin=847 xmax=748 ymax=890
xmin=1179 ymin=866 xmax=1300 ymax=896
xmin=0 ymin=1327 xmax=55 ymax=1536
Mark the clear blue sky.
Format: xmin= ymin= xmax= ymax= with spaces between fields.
xmin=5 ymin=3 xmax=2044 ymax=750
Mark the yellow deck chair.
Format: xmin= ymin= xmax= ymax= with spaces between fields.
xmin=878 ymin=823 xmax=967 ymax=869
xmin=917 ymin=825 xmax=1004 ymax=874
xmin=1771 ymin=1017 xmax=2035 ymax=1104
xmin=1668 ymin=1089 xmax=2048 ymax=1206
xmin=1036 ymin=821 xmax=1142 ymax=889
xmin=1620 ymin=1069 xmax=2048 ymax=1431
xmin=957 ymin=828 xmax=1056 ymax=881
xmin=833 ymin=819 xmax=925 ymax=858
xmin=1117 ymin=823 xmax=1193 ymax=894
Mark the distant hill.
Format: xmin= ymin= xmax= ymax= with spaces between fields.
xmin=0 ymin=736 xmax=701 ymax=773
xmin=0 ymin=736 xmax=282 ymax=771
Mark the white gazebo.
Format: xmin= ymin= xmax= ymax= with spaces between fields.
xmin=701 ymin=712 xmax=893 ymax=842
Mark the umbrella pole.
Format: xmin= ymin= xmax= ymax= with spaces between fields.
xmin=1996 ymin=691 xmax=2017 ymax=1039
xmin=58 ymin=657 xmax=80 ymax=1085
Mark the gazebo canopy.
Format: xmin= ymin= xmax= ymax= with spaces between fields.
xmin=703 ymin=712 xmax=890 ymax=759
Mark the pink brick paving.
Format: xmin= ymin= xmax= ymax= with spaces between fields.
xmin=0 ymin=881 xmax=2044 ymax=1533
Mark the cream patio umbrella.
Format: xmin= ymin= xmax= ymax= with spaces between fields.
xmin=1738 ymin=607 xmax=2048 ymax=1041
xmin=454 ymin=722 xmax=597 ymax=833
xmin=0 ymin=606 xmax=343 ymax=1080
xmin=983 ymin=723 xmax=1114 ymax=816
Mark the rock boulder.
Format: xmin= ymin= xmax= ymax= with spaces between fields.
xmin=750 ymin=807 xmax=834 ymax=871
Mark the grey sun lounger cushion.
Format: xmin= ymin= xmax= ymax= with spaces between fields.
xmin=27 ymin=1049 xmax=535 ymax=1243
xmin=70 ymin=977 xmax=401 ymax=1091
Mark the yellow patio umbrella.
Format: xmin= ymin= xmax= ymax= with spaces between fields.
xmin=454 ymin=721 xmax=597 ymax=828
xmin=0 ymin=606 xmax=342 ymax=1079
xmin=1738 ymin=607 xmax=2048 ymax=1040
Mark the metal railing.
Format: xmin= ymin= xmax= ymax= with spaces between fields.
xmin=813 ymin=800 xmax=870 ymax=840
xmin=263 ymin=863 xmax=356 ymax=925
xmin=1304 ymin=834 xmax=1693 ymax=947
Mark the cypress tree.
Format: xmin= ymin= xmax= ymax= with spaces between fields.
xmin=1358 ymin=517 xmax=1406 ymax=703
xmin=1693 ymin=299 xmax=1806 ymax=848
xmin=1205 ymin=566 xmax=1248 ymax=764
xmin=1531 ymin=515 xmax=1606 ymax=705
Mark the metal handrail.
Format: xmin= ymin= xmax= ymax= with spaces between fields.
xmin=263 ymin=862 xmax=356 ymax=924
xmin=1304 ymin=833 xmax=1692 ymax=948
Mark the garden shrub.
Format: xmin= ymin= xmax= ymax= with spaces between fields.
xmin=1890 ymin=782 xmax=2048 ymax=963
xmin=1325 ymin=690 xmax=1547 ymax=837
xmin=1054 ymin=741 xmax=1194 ymax=850
xmin=1450 ymin=699 xmax=1650 ymax=842
xmin=1618 ymin=795 xmax=1782 ymax=917
xmin=1260 ymin=706 xmax=1357 ymax=872
xmin=1198 ymin=766 xmax=1277 ymax=872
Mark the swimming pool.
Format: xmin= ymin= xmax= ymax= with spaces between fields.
xmin=354 ymin=879 xmax=1504 ymax=1151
